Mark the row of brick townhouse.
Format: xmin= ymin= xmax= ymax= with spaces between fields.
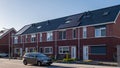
xmin=0 ymin=28 xmax=16 ymax=56
xmin=13 ymin=5 xmax=120 ymax=61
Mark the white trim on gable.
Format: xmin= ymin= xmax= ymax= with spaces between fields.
xmin=114 ymin=10 xmax=120 ymax=23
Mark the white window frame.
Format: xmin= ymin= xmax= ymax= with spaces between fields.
xmin=62 ymin=31 xmax=66 ymax=40
xmin=44 ymin=47 xmax=53 ymax=54
xmin=25 ymin=48 xmax=28 ymax=53
xmin=83 ymin=27 xmax=87 ymax=38
xmin=25 ymin=35 xmax=28 ymax=43
xmin=95 ymin=27 xmax=106 ymax=37
xmin=59 ymin=46 xmax=69 ymax=54
xmin=40 ymin=33 xmax=42 ymax=42
xmin=59 ymin=30 xmax=66 ymax=40
xmin=47 ymin=32 xmax=53 ymax=41
xmin=31 ymin=34 xmax=36 ymax=42
xmin=14 ymin=36 xmax=18 ymax=44
xmin=72 ymin=29 xmax=77 ymax=39
xmin=20 ymin=36 xmax=23 ymax=43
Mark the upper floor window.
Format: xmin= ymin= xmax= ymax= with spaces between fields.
xmin=40 ymin=33 xmax=42 ymax=42
xmin=83 ymin=27 xmax=87 ymax=38
xmin=95 ymin=26 xmax=106 ymax=37
xmin=47 ymin=32 xmax=53 ymax=41
xmin=14 ymin=36 xmax=18 ymax=44
xmin=59 ymin=30 xmax=66 ymax=40
xmin=25 ymin=35 xmax=28 ymax=43
xmin=73 ymin=29 xmax=77 ymax=39
xmin=20 ymin=36 xmax=22 ymax=43
xmin=31 ymin=34 xmax=36 ymax=42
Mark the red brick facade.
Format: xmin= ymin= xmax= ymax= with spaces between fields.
xmin=13 ymin=12 xmax=120 ymax=61
xmin=0 ymin=28 xmax=16 ymax=54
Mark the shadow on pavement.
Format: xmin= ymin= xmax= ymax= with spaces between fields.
xmin=27 ymin=64 xmax=75 ymax=68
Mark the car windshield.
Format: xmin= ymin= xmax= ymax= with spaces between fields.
xmin=37 ymin=53 xmax=46 ymax=57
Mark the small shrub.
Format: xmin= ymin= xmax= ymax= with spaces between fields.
xmin=63 ymin=58 xmax=76 ymax=62
xmin=83 ymin=60 xmax=93 ymax=63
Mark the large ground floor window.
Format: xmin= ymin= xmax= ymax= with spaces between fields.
xmin=25 ymin=47 xmax=36 ymax=53
xmin=44 ymin=47 xmax=53 ymax=54
xmin=90 ymin=45 xmax=106 ymax=55
xmin=59 ymin=46 xmax=69 ymax=54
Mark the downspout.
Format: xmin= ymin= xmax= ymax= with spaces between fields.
xmin=37 ymin=33 xmax=39 ymax=52
xmin=22 ymin=35 xmax=24 ymax=56
xmin=9 ymin=32 xmax=11 ymax=60
xmin=78 ymin=28 xmax=80 ymax=59
xmin=55 ymin=31 xmax=57 ymax=59
xmin=11 ymin=33 xmax=14 ymax=58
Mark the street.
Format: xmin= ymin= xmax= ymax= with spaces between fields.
xmin=0 ymin=58 xmax=118 ymax=68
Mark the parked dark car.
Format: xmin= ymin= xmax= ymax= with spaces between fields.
xmin=23 ymin=52 xmax=52 ymax=66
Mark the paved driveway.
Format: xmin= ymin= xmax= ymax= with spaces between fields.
xmin=0 ymin=58 xmax=118 ymax=68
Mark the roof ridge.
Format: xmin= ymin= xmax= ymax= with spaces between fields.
xmin=16 ymin=4 xmax=120 ymax=35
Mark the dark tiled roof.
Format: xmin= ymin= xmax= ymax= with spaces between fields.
xmin=22 ymin=17 xmax=67 ymax=34
xmin=16 ymin=25 xmax=31 ymax=35
xmin=0 ymin=28 xmax=16 ymax=39
xmin=58 ymin=13 xmax=83 ymax=29
xmin=79 ymin=5 xmax=120 ymax=26
xmin=17 ymin=5 xmax=120 ymax=35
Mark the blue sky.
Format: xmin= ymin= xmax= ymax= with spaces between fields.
xmin=0 ymin=0 xmax=120 ymax=30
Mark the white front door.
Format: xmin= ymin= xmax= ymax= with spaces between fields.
xmin=20 ymin=48 xmax=22 ymax=57
xmin=71 ymin=46 xmax=76 ymax=59
xmin=83 ymin=46 xmax=89 ymax=60
xmin=25 ymin=48 xmax=28 ymax=53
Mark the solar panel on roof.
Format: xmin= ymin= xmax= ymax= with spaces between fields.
xmin=16 ymin=25 xmax=31 ymax=35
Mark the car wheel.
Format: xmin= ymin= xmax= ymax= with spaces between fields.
xmin=23 ymin=60 xmax=27 ymax=65
xmin=48 ymin=63 xmax=51 ymax=66
xmin=37 ymin=61 xmax=41 ymax=66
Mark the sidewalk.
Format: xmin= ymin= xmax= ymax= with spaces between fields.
xmin=55 ymin=60 xmax=118 ymax=67
xmin=76 ymin=60 xmax=118 ymax=66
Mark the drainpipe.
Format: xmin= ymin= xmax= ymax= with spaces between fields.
xmin=55 ymin=31 xmax=57 ymax=59
xmin=22 ymin=35 xmax=24 ymax=56
xmin=78 ymin=28 xmax=80 ymax=60
xmin=11 ymin=33 xmax=14 ymax=59
xmin=9 ymin=32 xmax=11 ymax=60
xmin=117 ymin=45 xmax=120 ymax=67
xmin=37 ymin=33 xmax=39 ymax=52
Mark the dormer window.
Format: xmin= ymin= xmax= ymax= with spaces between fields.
xmin=65 ymin=20 xmax=71 ymax=23
xmin=103 ymin=12 xmax=109 ymax=16
xmin=37 ymin=26 xmax=41 ymax=29
xmin=83 ymin=11 xmax=91 ymax=18
xmin=83 ymin=15 xmax=90 ymax=18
